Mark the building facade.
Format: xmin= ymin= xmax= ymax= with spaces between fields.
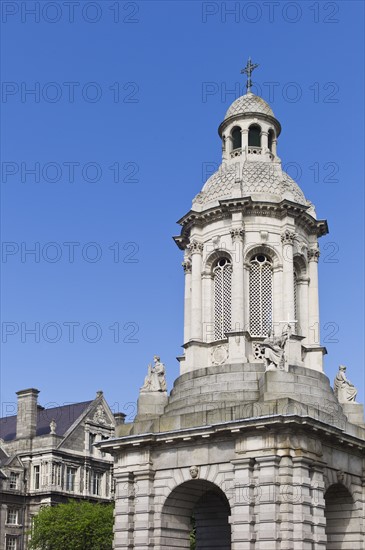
xmin=100 ymin=63 xmax=365 ymax=549
xmin=0 ymin=388 xmax=120 ymax=550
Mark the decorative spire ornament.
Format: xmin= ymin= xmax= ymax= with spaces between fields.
xmin=241 ymin=57 xmax=259 ymax=93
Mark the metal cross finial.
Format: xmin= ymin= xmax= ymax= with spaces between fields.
xmin=241 ymin=57 xmax=259 ymax=93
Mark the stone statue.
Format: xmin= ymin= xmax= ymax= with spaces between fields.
xmin=140 ymin=355 xmax=167 ymax=393
xmin=49 ymin=419 xmax=57 ymax=435
xmin=334 ymin=365 xmax=357 ymax=403
xmin=262 ymin=324 xmax=291 ymax=371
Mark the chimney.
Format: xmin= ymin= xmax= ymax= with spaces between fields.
xmin=16 ymin=388 xmax=40 ymax=439
xmin=113 ymin=412 xmax=126 ymax=426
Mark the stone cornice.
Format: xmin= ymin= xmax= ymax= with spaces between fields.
xmin=97 ymin=412 xmax=365 ymax=455
xmin=174 ymin=198 xmax=328 ymax=250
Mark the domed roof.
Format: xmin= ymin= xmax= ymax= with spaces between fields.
xmin=225 ymin=92 xmax=274 ymax=120
xmin=193 ymin=161 xmax=308 ymax=208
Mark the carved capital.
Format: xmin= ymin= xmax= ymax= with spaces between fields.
xmin=230 ymin=227 xmax=245 ymax=242
xmin=308 ymin=247 xmax=320 ymax=262
xmin=188 ymin=240 xmax=204 ymax=255
xmin=182 ymin=260 xmax=192 ymax=273
xmin=281 ymin=229 xmax=296 ymax=245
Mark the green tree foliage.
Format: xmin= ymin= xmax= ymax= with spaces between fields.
xmin=28 ymin=500 xmax=114 ymax=550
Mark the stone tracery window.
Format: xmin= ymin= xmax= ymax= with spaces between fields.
xmin=213 ymin=258 xmax=232 ymax=340
xmin=249 ymin=254 xmax=273 ymax=336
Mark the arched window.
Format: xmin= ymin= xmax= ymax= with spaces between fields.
xmin=249 ymin=254 xmax=273 ymax=336
xmin=213 ymin=257 xmax=232 ymax=340
xmin=268 ymin=129 xmax=274 ymax=151
xmin=231 ymin=126 xmax=242 ymax=150
xmin=248 ymin=124 xmax=261 ymax=147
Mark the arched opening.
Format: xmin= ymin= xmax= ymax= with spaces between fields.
xmin=268 ymin=129 xmax=274 ymax=151
xmin=213 ymin=257 xmax=232 ymax=341
xmin=293 ymin=269 xmax=298 ymax=334
xmin=160 ymin=479 xmax=231 ymax=550
xmin=249 ymin=253 xmax=273 ymax=336
xmin=231 ymin=126 xmax=241 ymax=150
xmin=324 ymin=483 xmax=361 ymax=549
xmin=248 ymin=124 xmax=261 ymax=147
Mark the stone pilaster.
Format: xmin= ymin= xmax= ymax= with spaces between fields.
xmin=296 ymin=276 xmax=309 ymax=340
xmin=231 ymin=458 xmax=256 ymax=550
xmin=114 ymin=471 xmax=135 ymax=549
xmin=133 ymin=468 xmax=155 ymax=549
xmin=254 ymin=456 xmax=281 ymax=549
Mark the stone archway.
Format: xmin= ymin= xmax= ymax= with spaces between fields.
xmin=324 ymin=483 xmax=362 ymax=549
xmin=159 ymin=479 xmax=231 ymax=549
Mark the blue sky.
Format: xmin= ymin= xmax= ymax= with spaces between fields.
xmin=1 ymin=0 xmax=364 ymax=419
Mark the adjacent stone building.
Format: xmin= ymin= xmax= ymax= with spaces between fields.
xmin=100 ymin=63 xmax=365 ymax=549
xmin=0 ymin=388 xmax=119 ymax=550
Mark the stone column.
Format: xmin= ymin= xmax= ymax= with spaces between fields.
xmin=273 ymin=265 xmax=283 ymax=330
xmin=296 ymin=276 xmax=309 ymax=339
xmin=272 ymin=138 xmax=278 ymax=157
xmin=226 ymin=135 xmax=233 ymax=156
xmin=114 ymin=471 xmax=135 ymax=549
xmin=281 ymin=230 xmax=296 ymax=325
xmin=231 ymin=458 xmax=255 ymax=550
xmin=241 ymin=129 xmax=248 ymax=156
xmin=230 ymin=227 xmax=245 ymax=333
xmin=307 ymin=246 xmax=320 ymax=345
xmin=261 ymin=130 xmax=268 ymax=152
xmin=202 ymin=271 xmax=213 ymax=342
xmin=189 ymin=240 xmax=204 ymax=341
xmin=182 ymin=257 xmax=192 ymax=344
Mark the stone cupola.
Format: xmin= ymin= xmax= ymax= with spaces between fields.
xmin=174 ymin=60 xmax=328 ymax=375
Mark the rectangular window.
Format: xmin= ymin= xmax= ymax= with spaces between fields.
xmin=6 ymin=536 xmax=17 ymax=550
xmin=66 ymin=467 xmax=76 ymax=491
xmin=7 ymin=508 xmax=18 ymax=525
xmin=90 ymin=471 xmax=102 ymax=496
xmin=89 ymin=433 xmax=96 ymax=454
xmin=9 ymin=472 xmax=19 ymax=490
xmin=34 ymin=465 xmax=40 ymax=489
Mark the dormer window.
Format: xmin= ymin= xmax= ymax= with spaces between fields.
xmin=248 ymin=124 xmax=261 ymax=147
xmin=231 ymin=126 xmax=241 ymax=150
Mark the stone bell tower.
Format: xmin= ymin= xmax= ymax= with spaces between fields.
xmin=175 ymin=58 xmax=327 ymax=376
xmin=100 ymin=61 xmax=365 ymax=550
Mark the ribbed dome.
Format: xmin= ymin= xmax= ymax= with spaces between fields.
xmin=225 ymin=92 xmax=274 ymax=120
xmin=193 ymin=161 xmax=307 ymax=207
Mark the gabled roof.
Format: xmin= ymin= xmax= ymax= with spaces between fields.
xmin=0 ymin=401 xmax=92 ymax=442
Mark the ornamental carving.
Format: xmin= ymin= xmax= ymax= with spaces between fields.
xmin=230 ymin=227 xmax=245 ymax=241
xmin=182 ymin=260 xmax=192 ymax=273
xmin=211 ymin=344 xmax=228 ymax=366
xmin=93 ymin=405 xmax=108 ymax=425
xmin=281 ymin=229 xmax=296 ymax=245
xmin=307 ymin=247 xmax=320 ymax=262
xmin=189 ymin=466 xmax=199 ymax=479
xmin=188 ymin=240 xmax=204 ymax=255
